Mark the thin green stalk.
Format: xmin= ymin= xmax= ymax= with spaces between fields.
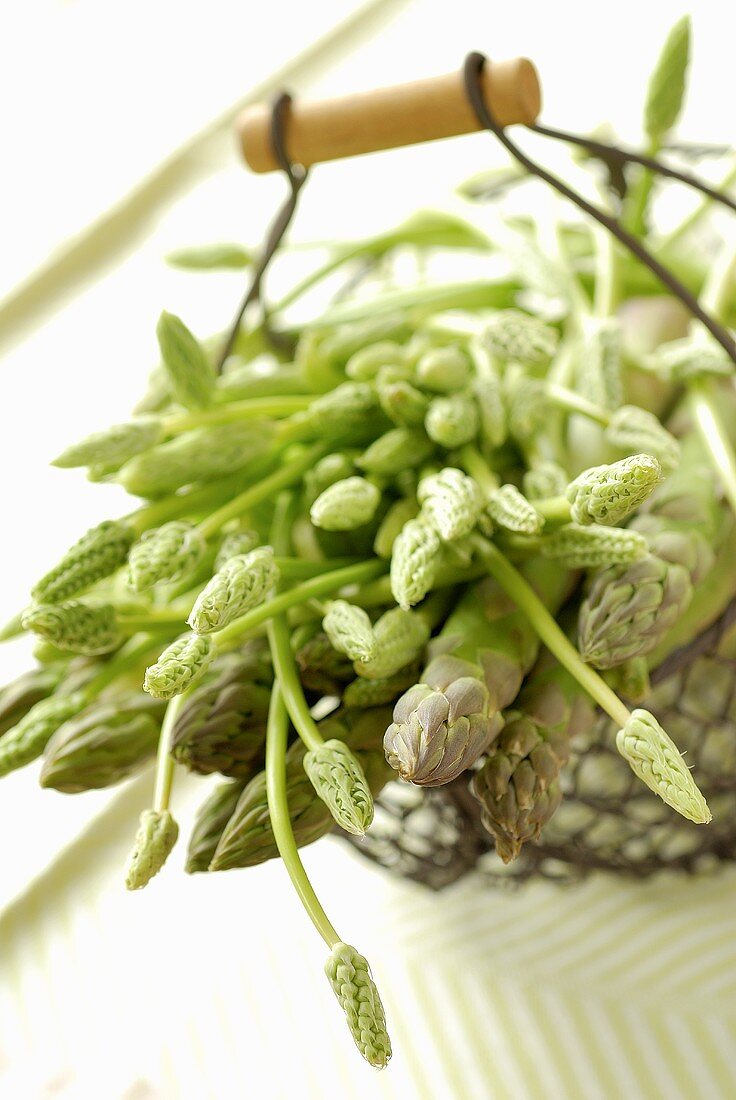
xmin=304 ymin=278 xmax=517 ymax=331
xmin=163 ymin=395 xmax=312 ymax=434
xmin=153 ymin=693 xmax=186 ymax=812
xmin=474 ymin=537 xmax=631 ymax=727
xmin=117 ymin=610 xmax=189 ymax=632
xmin=265 ymin=683 xmax=339 ymax=947
xmin=458 ymin=445 xmax=499 ymax=495
xmin=275 ymin=557 xmax=359 ymax=579
xmin=689 ymin=379 xmax=736 ymax=516
xmin=197 ymin=443 xmax=327 ymax=538
xmin=267 ymin=615 xmax=323 ymax=752
xmin=533 ymin=495 xmax=572 ymax=524
xmin=623 ymin=139 xmax=659 ymax=238
xmin=545 ymin=383 xmax=610 ymax=426
xmin=213 ymin=560 xmax=385 ymax=647
xmin=80 ymin=633 xmax=166 ymax=699
xmin=129 ymin=454 xmax=278 ymax=534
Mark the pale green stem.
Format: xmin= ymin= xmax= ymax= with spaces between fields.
xmin=533 ymin=495 xmax=572 ymax=524
xmin=267 ymin=615 xmax=323 ymax=752
xmin=80 ymin=633 xmax=165 ymax=700
xmin=213 ymin=560 xmax=385 ymax=647
xmin=655 ymin=158 xmax=736 ymax=255
xmin=162 ymin=396 xmax=312 ymax=434
xmin=458 ymin=445 xmax=499 ymax=496
xmin=265 ymin=683 xmax=340 ymax=948
xmin=689 ymin=379 xmax=736 ymax=516
xmin=623 ymin=139 xmax=659 ymax=238
xmin=153 ymin=693 xmax=186 ymax=812
xmin=271 ymin=241 xmax=372 ymax=314
xmin=304 ymin=278 xmax=516 ymax=331
xmin=474 ymin=537 xmax=631 ymax=727
xmin=129 ymin=455 xmax=278 ymax=534
xmin=197 ymin=443 xmax=327 ymax=538
xmin=117 ymin=611 xmax=189 ymax=632
xmin=545 ymin=383 xmax=611 ymax=426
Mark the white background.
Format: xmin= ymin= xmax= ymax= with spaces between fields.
xmin=1 ymin=2 xmax=735 ymax=1098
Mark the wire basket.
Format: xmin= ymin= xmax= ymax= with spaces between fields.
xmin=345 ymin=601 xmax=736 ymax=889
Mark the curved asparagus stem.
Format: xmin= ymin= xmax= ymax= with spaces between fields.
xmin=264 ymin=683 xmax=339 ymax=947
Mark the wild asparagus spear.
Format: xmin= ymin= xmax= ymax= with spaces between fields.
xmin=383 ymin=560 xmax=572 ymax=787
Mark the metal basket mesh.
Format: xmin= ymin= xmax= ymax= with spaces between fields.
xmin=346 ymin=603 xmax=736 ymax=889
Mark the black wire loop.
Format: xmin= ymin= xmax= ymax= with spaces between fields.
xmin=216 ymin=92 xmax=309 ymax=372
xmin=530 ymin=121 xmax=736 ymax=214
xmin=462 ymin=51 xmax=736 ymax=367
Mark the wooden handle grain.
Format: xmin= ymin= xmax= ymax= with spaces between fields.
xmin=238 ymin=57 xmax=541 ymax=173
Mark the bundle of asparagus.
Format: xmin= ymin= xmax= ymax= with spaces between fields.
xmin=3 ymin=16 xmax=736 ymax=1069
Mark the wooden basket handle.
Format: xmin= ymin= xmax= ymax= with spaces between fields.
xmin=237 ymin=56 xmax=541 ymax=173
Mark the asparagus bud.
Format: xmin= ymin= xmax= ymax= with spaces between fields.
xmin=651 ymin=336 xmax=733 ymax=383
xmin=425 ymin=392 xmax=479 ymax=447
xmin=125 ymin=809 xmax=179 ymax=890
xmin=523 ymin=461 xmax=568 ymax=501
xmin=52 ymin=417 xmax=164 ymax=471
xmin=486 ymin=485 xmax=544 ymax=535
xmin=325 ymin=943 xmax=392 ymax=1069
xmin=384 ymin=655 xmax=498 ymax=786
xmin=390 ymin=517 xmax=441 ymax=609
xmin=323 ymin=601 xmax=377 ymax=663
xmin=129 ymin=521 xmax=206 ymax=591
xmin=342 ymin=665 xmax=421 ymax=709
xmin=144 ymin=633 xmax=215 ymax=701
xmin=472 ymin=712 xmax=569 ymax=863
xmin=0 ymin=665 xmax=66 ymax=736
xmin=186 ymin=778 xmax=247 ymax=872
xmin=373 ymin=497 xmax=419 ymax=559
xmin=505 ymin=373 xmax=548 ymax=443
xmin=210 ymin=708 xmax=392 ymax=869
xmin=32 ymin=520 xmax=136 ymax=603
xmin=418 ymin=468 xmax=483 ymax=541
xmin=483 ymin=309 xmax=558 ymax=363
xmin=188 ymin=547 xmax=279 ymax=634
xmin=354 ymin=609 xmax=430 ymax=681
xmin=296 ymin=633 xmax=354 ymax=695
xmin=377 ymin=379 xmax=429 ymax=426
xmin=345 ymin=341 xmax=405 ymax=381
xmin=474 ymin=373 xmax=507 ymax=449
xmin=310 ymin=477 xmax=381 ymax=531
xmin=40 ymin=695 xmax=163 ymax=792
xmin=578 ymin=550 xmax=692 ymax=668
xmin=574 ymin=317 xmax=623 ymax=409
xmin=541 ymin=524 xmax=648 ymax=568
xmin=416 ymin=345 xmax=471 ymax=393
xmin=644 ymin=15 xmax=690 ymax=145
xmin=214 ymin=528 xmax=260 ymax=569
xmin=118 ymin=421 xmax=271 ymax=497
xmin=156 ymin=310 xmax=215 ymax=410
xmin=566 ymin=454 xmax=663 ymax=526
xmin=0 ymin=692 xmax=86 ymax=776
xmin=303 ymin=739 xmax=374 ymax=835
xmin=358 ymin=428 xmax=433 ymax=476
xmin=606 ymin=406 xmax=680 ymax=474
xmin=303 ymin=453 xmax=356 ymax=504
xmin=170 ymin=648 xmax=271 ymax=778
xmin=305 ymin=383 xmax=382 ymax=444
xmin=22 ymin=601 xmax=121 ymax=656
xmin=616 ymin=709 xmax=710 ymax=824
